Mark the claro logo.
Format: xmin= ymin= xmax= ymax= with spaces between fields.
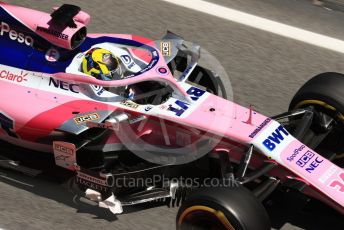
xmin=0 ymin=70 xmax=28 ymax=82
xmin=0 ymin=22 xmax=34 ymax=46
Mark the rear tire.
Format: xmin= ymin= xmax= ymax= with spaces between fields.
xmin=176 ymin=186 xmax=271 ymax=230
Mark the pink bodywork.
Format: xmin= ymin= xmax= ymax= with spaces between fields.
xmin=281 ymin=141 xmax=344 ymax=210
xmin=1 ymin=2 xmax=88 ymax=50
xmin=0 ymin=1 xmax=343 ymax=215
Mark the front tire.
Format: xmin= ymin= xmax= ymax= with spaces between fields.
xmin=290 ymin=72 xmax=344 ymax=116
xmin=176 ymin=186 xmax=271 ymax=230
xmin=289 ymin=72 xmax=344 ymax=163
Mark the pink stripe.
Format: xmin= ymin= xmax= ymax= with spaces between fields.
xmin=281 ymin=140 xmax=344 ymax=208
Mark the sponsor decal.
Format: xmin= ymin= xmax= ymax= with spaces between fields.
xmin=120 ymin=100 xmax=139 ymax=109
xmin=0 ymin=22 xmax=34 ymax=46
xmin=145 ymin=106 xmax=153 ymax=112
xmin=55 ymin=155 xmax=70 ymax=161
xmin=36 ymin=26 xmax=69 ymax=40
xmin=54 ymin=143 xmax=74 ymax=155
xmin=76 ymin=170 xmax=110 ymax=193
xmin=287 ymin=145 xmax=305 ymax=162
xmin=121 ymin=55 xmax=132 ymax=64
xmin=87 ymin=121 xmax=119 ymax=131
xmin=128 ymin=62 xmax=135 ymax=69
xmin=120 ymin=54 xmax=135 ymax=70
xmin=53 ymin=142 xmax=76 ymax=169
xmin=125 ymin=58 xmax=159 ymax=79
xmin=249 ymin=118 xmax=271 ymax=138
xmin=74 ymin=113 xmax=100 ymax=124
xmin=168 ymin=86 xmax=206 ymax=116
xmin=329 ymin=172 xmax=344 ymax=192
xmin=156 ymin=66 xmax=168 ymax=75
xmin=286 ymin=145 xmax=323 ymax=174
xmin=296 ymin=150 xmax=315 ymax=167
xmin=140 ymin=58 xmax=158 ymax=74
xmin=304 ymin=157 xmax=323 ymax=173
xmin=45 ymin=48 xmax=60 ymax=62
xmin=160 ymin=41 xmax=171 ymax=56
xmin=187 ymin=86 xmax=206 ymax=101
xmin=0 ymin=70 xmax=28 ymax=83
xmin=262 ymin=125 xmax=289 ymax=151
xmin=91 ymin=85 xmax=105 ymax=96
xmin=49 ymin=77 xmax=79 ymax=94
xmin=179 ymin=65 xmax=194 ymax=81
xmin=319 ymin=165 xmax=337 ymax=184
xmin=169 ymin=100 xmax=190 ymax=117
xmin=74 ymin=113 xmax=100 ymax=125
xmin=160 ymin=105 xmax=168 ymax=110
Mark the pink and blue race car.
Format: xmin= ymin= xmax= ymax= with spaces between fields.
xmin=0 ymin=2 xmax=343 ymax=229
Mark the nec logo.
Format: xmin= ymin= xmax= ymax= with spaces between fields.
xmin=304 ymin=157 xmax=323 ymax=174
xmin=262 ymin=125 xmax=289 ymax=151
xmin=49 ymin=78 xmax=79 ymax=94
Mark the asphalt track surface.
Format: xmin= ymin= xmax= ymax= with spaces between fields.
xmin=1 ymin=0 xmax=344 ymax=229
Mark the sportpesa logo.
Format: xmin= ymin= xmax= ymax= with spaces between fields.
xmin=0 ymin=22 xmax=34 ymax=46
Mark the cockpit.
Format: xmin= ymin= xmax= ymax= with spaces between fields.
xmin=65 ymin=42 xmax=176 ymax=105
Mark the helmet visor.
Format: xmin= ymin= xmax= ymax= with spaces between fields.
xmin=101 ymin=53 xmax=122 ymax=80
xmin=102 ymin=53 xmax=118 ymax=70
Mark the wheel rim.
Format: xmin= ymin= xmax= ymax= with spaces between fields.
xmin=178 ymin=205 xmax=236 ymax=230
xmin=294 ymin=100 xmax=344 ymax=121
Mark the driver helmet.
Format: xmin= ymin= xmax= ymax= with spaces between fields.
xmin=81 ymin=48 xmax=123 ymax=80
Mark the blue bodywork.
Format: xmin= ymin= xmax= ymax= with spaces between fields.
xmin=0 ymin=6 xmax=158 ymax=75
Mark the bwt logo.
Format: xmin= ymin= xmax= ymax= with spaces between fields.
xmin=262 ymin=125 xmax=289 ymax=151
xmin=169 ymin=86 xmax=206 ymax=116
xmin=0 ymin=22 xmax=34 ymax=46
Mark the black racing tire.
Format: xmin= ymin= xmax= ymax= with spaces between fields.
xmin=176 ymin=186 xmax=271 ymax=230
xmin=289 ymin=72 xmax=344 ymax=116
xmin=289 ymin=72 xmax=344 ymax=162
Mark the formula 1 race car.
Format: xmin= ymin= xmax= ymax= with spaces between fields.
xmin=0 ymin=2 xmax=343 ymax=230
